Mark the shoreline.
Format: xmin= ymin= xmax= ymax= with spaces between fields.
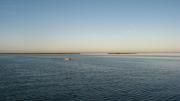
xmin=0 ymin=53 xmax=80 ymax=55
xmin=108 ymin=53 xmax=137 ymax=54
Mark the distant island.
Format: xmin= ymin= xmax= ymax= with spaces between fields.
xmin=0 ymin=53 xmax=80 ymax=54
xmin=108 ymin=53 xmax=137 ymax=54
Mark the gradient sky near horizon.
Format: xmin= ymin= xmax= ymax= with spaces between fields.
xmin=0 ymin=0 xmax=179 ymax=53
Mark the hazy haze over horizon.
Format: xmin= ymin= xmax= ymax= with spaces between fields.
xmin=0 ymin=0 xmax=179 ymax=53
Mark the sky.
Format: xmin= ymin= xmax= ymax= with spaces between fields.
xmin=0 ymin=0 xmax=179 ymax=53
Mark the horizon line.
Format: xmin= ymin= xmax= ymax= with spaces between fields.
xmin=0 ymin=52 xmax=180 ymax=54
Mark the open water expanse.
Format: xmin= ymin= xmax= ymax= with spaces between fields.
xmin=0 ymin=54 xmax=180 ymax=101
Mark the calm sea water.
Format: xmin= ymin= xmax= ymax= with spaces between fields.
xmin=0 ymin=54 xmax=180 ymax=101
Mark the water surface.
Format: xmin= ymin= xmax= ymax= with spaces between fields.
xmin=0 ymin=54 xmax=180 ymax=101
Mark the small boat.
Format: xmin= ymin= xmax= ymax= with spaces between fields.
xmin=64 ymin=58 xmax=79 ymax=61
xmin=64 ymin=58 xmax=71 ymax=61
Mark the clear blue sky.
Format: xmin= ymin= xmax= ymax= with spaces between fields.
xmin=0 ymin=0 xmax=179 ymax=53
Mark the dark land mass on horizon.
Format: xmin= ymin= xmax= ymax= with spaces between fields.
xmin=108 ymin=53 xmax=137 ymax=54
xmin=0 ymin=53 xmax=80 ymax=55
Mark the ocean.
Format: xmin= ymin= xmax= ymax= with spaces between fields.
xmin=0 ymin=54 xmax=180 ymax=101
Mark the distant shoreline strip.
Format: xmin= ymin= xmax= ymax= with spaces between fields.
xmin=108 ymin=53 xmax=137 ymax=54
xmin=0 ymin=53 xmax=80 ymax=54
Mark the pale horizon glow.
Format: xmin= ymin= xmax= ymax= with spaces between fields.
xmin=0 ymin=0 xmax=180 ymax=53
